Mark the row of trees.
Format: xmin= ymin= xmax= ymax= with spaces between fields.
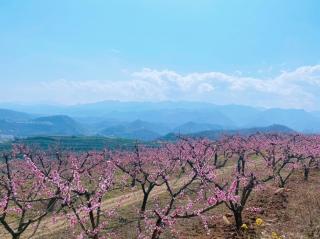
xmin=0 ymin=134 xmax=319 ymax=239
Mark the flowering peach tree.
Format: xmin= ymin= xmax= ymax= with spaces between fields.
xmin=1 ymin=133 xmax=319 ymax=238
xmin=0 ymin=146 xmax=61 ymax=239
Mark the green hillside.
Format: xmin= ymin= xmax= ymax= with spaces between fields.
xmin=0 ymin=136 xmax=140 ymax=152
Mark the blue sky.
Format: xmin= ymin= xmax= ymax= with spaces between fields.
xmin=1 ymin=0 xmax=320 ymax=109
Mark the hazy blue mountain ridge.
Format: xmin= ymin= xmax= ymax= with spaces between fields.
xmin=160 ymin=124 xmax=295 ymax=141
xmin=0 ymin=113 xmax=83 ymax=136
xmin=247 ymin=108 xmax=320 ymax=132
xmin=99 ymin=120 xmax=170 ymax=141
xmin=1 ymin=101 xmax=320 ymax=139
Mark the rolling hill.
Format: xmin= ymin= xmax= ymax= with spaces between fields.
xmin=247 ymin=108 xmax=320 ymax=132
xmin=99 ymin=120 xmax=168 ymax=141
xmin=0 ymin=111 xmax=83 ymax=137
xmin=173 ymin=121 xmax=223 ymax=134
xmin=159 ymin=124 xmax=295 ymax=141
xmin=0 ymin=108 xmax=33 ymax=122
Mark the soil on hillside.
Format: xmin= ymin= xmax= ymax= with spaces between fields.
xmin=173 ymin=170 xmax=320 ymax=239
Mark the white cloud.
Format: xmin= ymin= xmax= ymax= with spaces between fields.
xmin=197 ymin=83 xmax=214 ymax=93
xmin=2 ymin=65 xmax=320 ymax=110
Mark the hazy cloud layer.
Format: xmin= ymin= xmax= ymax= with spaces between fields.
xmin=2 ymin=65 xmax=320 ymax=110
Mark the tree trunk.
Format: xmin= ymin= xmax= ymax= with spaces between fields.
xmin=233 ymin=210 xmax=243 ymax=230
xmin=151 ymin=229 xmax=161 ymax=239
xmin=12 ymin=234 xmax=20 ymax=239
xmin=91 ymin=234 xmax=99 ymax=239
xmin=304 ymin=167 xmax=309 ymax=181
xmin=138 ymin=192 xmax=150 ymax=233
xmin=151 ymin=218 xmax=162 ymax=239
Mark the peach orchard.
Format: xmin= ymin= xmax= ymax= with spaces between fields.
xmin=0 ymin=134 xmax=320 ymax=239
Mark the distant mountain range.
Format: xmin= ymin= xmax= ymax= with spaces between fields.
xmin=159 ymin=124 xmax=295 ymax=141
xmin=172 ymin=122 xmax=224 ymax=134
xmin=1 ymin=101 xmax=320 ymax=140
xmin=99 ymin=120 xmax=169 ymax=141
xmin=0 ymin=110 xmax=82 ymax=136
